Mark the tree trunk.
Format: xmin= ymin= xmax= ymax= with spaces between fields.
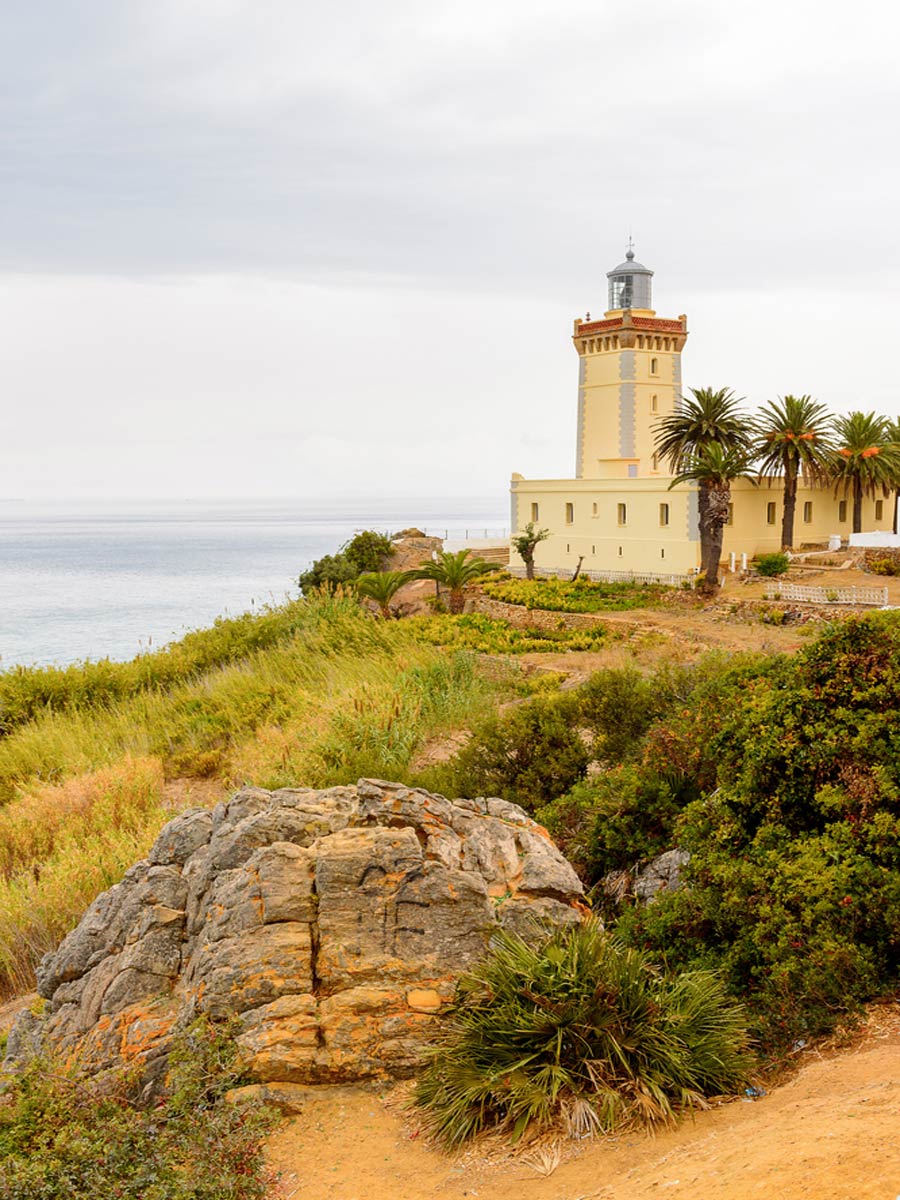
xmin=894 ymin=487 xmax=899 ymax=535
xmin=699 ymin=485 xmax=729 ymax=592
xmin=781 ymin=468 xmax=798 ymax=549
xmin=449 ymin=586 xmax=465 ymax=615
xmin=853 ymin=477 xmax=863 ymax=534
xmin=571 ymin=556 xmax=584 ymax=582
xmin=524 ymin=553 xmax=535 ymax=581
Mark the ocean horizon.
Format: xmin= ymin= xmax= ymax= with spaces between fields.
xmin=0 ymin=496 xmax=509 ymax=670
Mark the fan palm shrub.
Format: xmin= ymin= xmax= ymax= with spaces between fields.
xmin=354 ymin=570 xmax=413 ymax=618
xmin=753 ymin=394 xmax=834 ymax=549
xmin=828 ymin=412 xmax=900 ymax=533
xmin=414 ymin=920 xmax=753 ymax=1146
xmin=411 ymin=550 xmax=500 ymax=614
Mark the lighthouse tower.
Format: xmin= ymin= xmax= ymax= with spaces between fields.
xmin=573 ymin=247 xmax=688 ymax=480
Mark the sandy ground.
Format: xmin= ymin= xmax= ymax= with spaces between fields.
xmin=266 ymin=1006 xmax=900 ymax=1200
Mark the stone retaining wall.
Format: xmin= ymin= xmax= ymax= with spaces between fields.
xmin=472 ymin=595 xmax=606 ymax=632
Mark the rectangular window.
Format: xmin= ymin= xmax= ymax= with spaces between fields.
xmin=875 ymin=499 xmax=884 ymax=520
xmin=618 ymin=546 xmax=623 ymax=556
xmin=659 ymin=503 xmax=669 ymax=527
xmin=661 ymin=548 xmax=665 ymax=559
xmin=591 ymin=501 xmax=598 ymax=517
xmin=650 ymin=357 xmax=658 ymax=375
xmin=591 ymin=545 xmax=595 ymax=555
xmin=651 ymin=453 xmax=659 ymax=471
xmin=803 ymin=501 xmax=813 ymax=524
xmin=651 ymin=394 xmax=658 ymax=413
xmin=565 ymin=502 xmax=574 ymax=524
xmin=531 ymin=502 xmax=539 ymax=522
xmin=839 ymin=499 xmax=847 ymax=522
xmin=766 ymin=502 xmax=776 ymax=525
xmin=627 ymin=464 xmax=638 ymax=478
xmin=617 ymin=503 xmax=627 ymax=526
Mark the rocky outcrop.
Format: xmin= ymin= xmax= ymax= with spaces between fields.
xmin=6 ymin=780 xmax=584 ymax=1095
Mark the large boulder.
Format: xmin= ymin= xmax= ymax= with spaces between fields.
xmin=6 ymin=779 xmax=584 ymax=1094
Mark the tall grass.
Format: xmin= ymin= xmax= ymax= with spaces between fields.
xmin=0 ymin=601 xmax=313 ymax=736
xmin=0 ymin=597 xmax=521 ymax=996
xmin=0 ymin=758 xmax=169 ymax=999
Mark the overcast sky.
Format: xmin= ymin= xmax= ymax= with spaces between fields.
xmin=2 ymin=0 xmax=898 ymax=502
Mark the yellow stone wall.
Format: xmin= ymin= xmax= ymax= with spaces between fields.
xmin=510 ymin=475 xmax=895 ymax=577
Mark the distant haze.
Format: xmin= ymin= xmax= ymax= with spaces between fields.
xmin=2 ymin=1 xmax=898 ymax=501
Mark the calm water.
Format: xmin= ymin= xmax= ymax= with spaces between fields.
xmin=0 ymin=497 xmax=508 ymax=669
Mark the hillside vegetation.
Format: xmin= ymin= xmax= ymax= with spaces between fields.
xmin=0 ymin=595 xmax=563 ymax=1000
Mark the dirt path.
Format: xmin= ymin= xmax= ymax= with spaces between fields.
xmin=266 ymin=1008 xmax=900 ymax=1200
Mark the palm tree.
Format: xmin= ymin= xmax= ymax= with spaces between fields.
xmin=355 ymin=570 xmax=413 ymax=619
xmin=752 ymin=395 xmax=833 ymax=550
xmin=411 ymin=550 xmax=500 ymax=614
xmin=886 ymin=416 xmax=900 ymax=534
xmin=669 ymin=444 xmax=756 ymax=591
xmin=654 ymin=387 xmax=752 ymax=588
xmin=828 ymin=412 xmax=900 ymax=534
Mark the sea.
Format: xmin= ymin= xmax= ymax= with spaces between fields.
xmin=0 ymin=497 xmax=509 ymax=670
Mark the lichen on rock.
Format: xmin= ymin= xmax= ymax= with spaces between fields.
xmin=5 ymin=779 xmax=585 ymax=1094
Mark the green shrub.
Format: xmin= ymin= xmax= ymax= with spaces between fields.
xmin=577 ymin=666 xmax=666 ymax=763
xmin=450 ymin=696 xmax=589 ymax=812
xmin=868 ymin=556 xmax=900 ymax=577
xmin=297 ymin=529 xmax=392 ymax=594
xmin=414 ymin=921 xmax=753 ymax=1146
xmin=754 ymin=552 xmax=790 ymax=577
xmin=482 ymin=575 xmax=665 ymax=613
xmin=343 ymin=530 xmax=392 ymax=574
xmin=611 ymin=616 xmax=900 ymax=1049
xmin=409 ymin=612 xmax=607 ymax=655
xmin=538 ymin=765 xmax=688 ymax=886
xmin=0 ymin=1017 xmax=277 ymax=1199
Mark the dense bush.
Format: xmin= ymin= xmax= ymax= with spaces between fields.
xmin=0 ymin=1018 xmax=277 ymax=1199
xmin=576 ymin=616 xmax=900 ymax=1049
xmin=450 ymin=696 xmax=590 ymax=812
xmin=868 ymin=555 xmax=900 ymax=577
xmin=482 ymin=574 xmax=665 ymax=613
xmin=754 ymin=552 xmax=790 ymax=577
xmin=414 ymin=921 xmax=753 ymax=1146
xmin=297 ymin=529 xmax=392 ymax=593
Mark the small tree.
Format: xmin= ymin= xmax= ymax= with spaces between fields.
xmin=355 ymin=570 xmax=413 ymax=619
xmin=511 ymin=522 xmax=549 ymax=580
xmin=411 ymin=550 xmax=500 ymax=615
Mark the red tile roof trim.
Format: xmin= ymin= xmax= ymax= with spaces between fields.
xmin=575 ymin=318 xmax=623 ymax=335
